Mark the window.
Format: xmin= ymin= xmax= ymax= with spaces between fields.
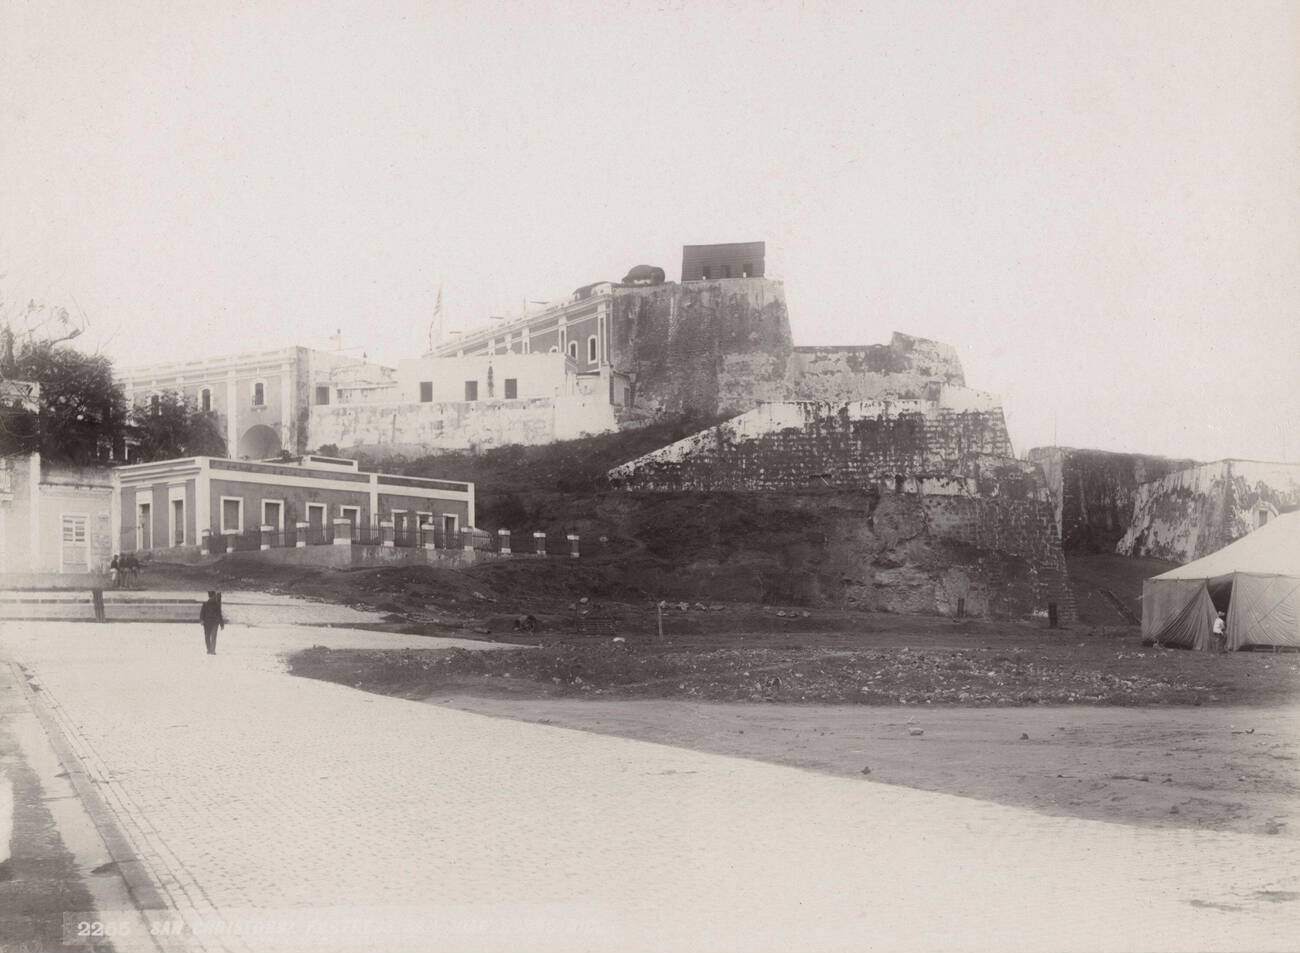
xmin=464 ymin=380 xmax=478 ymax=401
xmin=504 ymin=378 xmax=518 ymax=400
xmin=200 ymin=388 xmax=212 ymax=413
xmin=252 ymin=381 xmax=265 ymax=407
xmin=419 ymin=381 xmax=434 ymax=402
xmin=1257 ymin=507 xmax=1271 ymax=529
xmin=262 ymin=499 xmax=283 ymax=531
xmin=721 ymin=264 xmax=732 ymax=278
xmin=742 ymin=262 xmax=753 ymax=278
xmin=587 ymin=335 xmax=598 ymax=363
xmin=567 ymin=341 xmax=578 ymax=360
xmin=702 ymin=265 xmax=712 ymax=279
xmin=315 ymin=385 xmax=330 ymax=406
xmin=442 ymin=513 xmax=459 ymax=536
xmin=220 ymin=497 xmax=243 ymax=534
xmin=338 ymin=505 xmax=360 ymax=530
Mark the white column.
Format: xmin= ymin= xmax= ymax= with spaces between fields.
xmin=225 ymin=372 xmax=238 ymax=456
xmin=369 ymin=474 xmax=379 ymax=525
xmin=279 ymin=361 xmax=292 ymax=451
xmin=110 ymin=469 xmax=121 ymax=564
xmin=195 ymin=458 xmax=211 ymax=539
xmin=29 ymin=452 xmax=40 ymax=569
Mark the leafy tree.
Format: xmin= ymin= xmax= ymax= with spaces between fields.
xmin=128 ymin=391 xmax=227 ymax=462
xmin=0 ymin=335 xmax=127 ymax=465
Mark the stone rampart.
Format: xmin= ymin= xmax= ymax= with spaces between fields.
xmin=608 ymin=397 xmax=1016 ymax=493
xmin=1117 ymin=459 xmax=1300 ymax=561
xmin=1026 ymin=447 xmax=1199 ymax=553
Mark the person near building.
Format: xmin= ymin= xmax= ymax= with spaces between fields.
xmin=1212 ymin=611 xmax=1228 ymax=654
xmin=200 ymin=591 xmax=226 ymax=655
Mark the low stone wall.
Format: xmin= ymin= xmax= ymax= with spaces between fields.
xmin=0 ymin=572 xmax=111 ymax=590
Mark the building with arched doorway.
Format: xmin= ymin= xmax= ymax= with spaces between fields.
xmin=117 ymin=347 xmax=394 ymax=460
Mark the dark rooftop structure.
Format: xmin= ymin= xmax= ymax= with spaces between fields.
xmin=681 ymin=242 xmax=765 ymax=282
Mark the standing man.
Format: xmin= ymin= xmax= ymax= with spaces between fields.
xmin=200 ymin=590 xmax=225 ymax=655
xmin=1212 ymin=611 xmax=1228 ymax=654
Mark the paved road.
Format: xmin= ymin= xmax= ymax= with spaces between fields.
xmin=2 ymin=618 xmax=1298 ymax=953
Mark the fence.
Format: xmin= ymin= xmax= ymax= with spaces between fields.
xmin=195 ymin=521 xmax=587 ymax=559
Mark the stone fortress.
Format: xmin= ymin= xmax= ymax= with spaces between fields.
xmin=115 ymin=240 xmax=1298 ymax=620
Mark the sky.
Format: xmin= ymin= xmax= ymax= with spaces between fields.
xmin=2 ymin=0 xmax=1297 ymax=462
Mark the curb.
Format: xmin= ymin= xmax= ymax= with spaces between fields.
xmin=5 ymin=659 xmax=192 ymax=953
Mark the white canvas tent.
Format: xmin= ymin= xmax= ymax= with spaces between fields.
xmin=1142 ymin=510 xmax=1300 ymax=651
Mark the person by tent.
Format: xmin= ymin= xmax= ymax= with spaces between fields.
xmin=1212 ymin=612 xmax=1227 ymax=654
xmin=1142 ymin=510 xmax=1300 ymax=652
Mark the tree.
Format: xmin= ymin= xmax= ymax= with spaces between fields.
xmin=128 ymin=391 xmax=226 ymax=462
xmin=0 ymin=337 xmax=127 ymax=464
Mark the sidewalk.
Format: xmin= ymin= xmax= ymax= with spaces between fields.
xmin=0 ymin=658 xmax=157 ymax=952
xmin=2 ymin=619 xmax=1298 ymax=953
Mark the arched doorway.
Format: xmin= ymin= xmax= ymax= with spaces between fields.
xmin=237 ymin=424 xmax=282 ymax=460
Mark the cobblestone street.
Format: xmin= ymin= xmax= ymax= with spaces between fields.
xmin=2 ymin=615 xmax=1298 ymax=953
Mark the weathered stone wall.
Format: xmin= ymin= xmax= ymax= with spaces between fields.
xmin=1117 ymin=459 xmax=1300 ymax=562
xmin=609 ymin=399 xmax=1016 ymax=493
xmin=604 ymin=401 xmax=1070 ymax=620
xmin=608 ymin=281 xmax=971 ymax=417
xmin=1026 ymin=447 xmax=1198 ymax=553
xmin=784 ymin=335 xmax=966 ymax=402
xmin=609 ymin=277 xmax=794 ymax=415
xmin=599 ymin=488 xmax=1070 ymax=621
xmin=309 ymin=394 xmax=621 ymax=459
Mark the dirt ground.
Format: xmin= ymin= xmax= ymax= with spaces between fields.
xmin=428 ymin=695 xmax=1300 ymax=840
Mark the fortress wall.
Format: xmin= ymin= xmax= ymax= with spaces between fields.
xmin=609 ymin=402 xmax=1015 ymax=493
xmin=609 ymin=278 xmax=794 ymax=415
xmin=309 ymin=394 xmax=619 ymax=460
xmin=1026 ymin=447 xmax=1199 ymax=553
xmin=1118 ymin=459 xmax=1300 ymax=561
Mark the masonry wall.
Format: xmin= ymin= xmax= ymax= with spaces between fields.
xmin=309 ymin=394 xmax=621 ymax=458
xmin=600 ymin=488 xmax=1071 ymax=622
xmin=0 ymin=455 xmax=114 ymax=574
xmin=396 ymin=352 xmax=574 ymax=403
xmin=609 ymin=278 xmax=793 ymax=415
xmin=783 ymin=335 xmax=966 ymax=402
xmin=610 ymin=404 xmax=1016 ymax=492
xmin=1026 ymin=447 xmax=1199 ymax=553
xmin=1117 ymin=460 xmax=1300 ymax=562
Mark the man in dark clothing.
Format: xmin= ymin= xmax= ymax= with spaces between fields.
xmin=200 ymin=591 xmax=225 ymax=655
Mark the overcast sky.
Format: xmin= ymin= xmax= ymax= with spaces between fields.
xmin=2 ymin=1 xmax=1296 ymax=462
